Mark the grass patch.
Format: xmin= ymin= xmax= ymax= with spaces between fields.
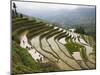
xmin=12 ymin=41 xmax=60 ymax=74
xmin=64 ymin=37 xmax=83 ymax=54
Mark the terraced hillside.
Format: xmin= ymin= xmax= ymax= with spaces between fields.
xmin=12 ymin=17 xmax=96 ymax=74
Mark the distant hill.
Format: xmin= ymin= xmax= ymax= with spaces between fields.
xmin=18 ymin=6 xmax=95 ymax=27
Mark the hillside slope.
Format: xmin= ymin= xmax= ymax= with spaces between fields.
xmin=12 ymin=17 xmax=96 ymax=74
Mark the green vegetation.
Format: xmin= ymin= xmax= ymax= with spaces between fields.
xmin=72 ymin=24 xmax=96 ymax=39
xmin=64 ymin=36 xmax=84 ymax=54
xmin=75 ymin=26 xmax=85 ymax=34
xmin=12 ymin=41 xmax=42 ymax=74
xmin=64 ymin=35 xmax=90 ymax=59
xmin=12 ymin=41 xmax=59 ymax=74
xmin=80 ymin=48 xmax=88 ymax=62
xmin=12 ymin=17 xmax=60 ymax=74
xmin=81 ymin=34 xmax=96 ymax=47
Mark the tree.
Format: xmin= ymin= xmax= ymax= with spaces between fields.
xmin=75 ymin=26 xmax=85 ymax=34
xmin=13 ymin=2 xmax=17 ymax=16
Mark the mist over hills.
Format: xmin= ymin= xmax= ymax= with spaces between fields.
xmin=17 ymin=6 xmax=95 ymax=27
xmin=52 ymin=7 xmax=96 ymax=25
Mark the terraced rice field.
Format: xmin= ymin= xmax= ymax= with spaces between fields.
xmin=12 ymin=17 xmax=96 ymax=73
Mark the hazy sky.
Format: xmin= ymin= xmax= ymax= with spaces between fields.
xmin=12 ymin=1 xmax=95 ymax=14
xmin=16 ymin=0 xmax=95 ymax=5
xmin=12 ymin=1 xmax=79 ymax=11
